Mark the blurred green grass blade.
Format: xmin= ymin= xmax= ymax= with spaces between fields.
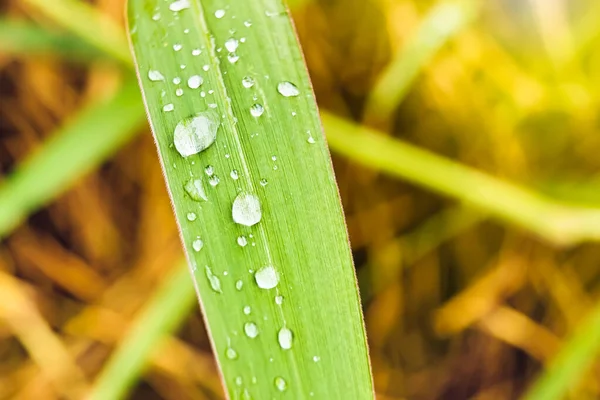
xmin=88 ymin=261 xmax=197 ymax=400
xmin=322 ymin=111 xmax=600 ymax=246
xmin=0 ymin=79 xmax=145 ymax=238
xmin=363 ymin=0 xmax=477 ymax=126
xmin=22 ymin=0 xmax=131 ymax=66
xmin=522 ymin=302 xmax=600 ymax=400
xmin=127 ymin=1 xmax=373 ymax=399
xmin=0 ymin=19 xmax=107 ymax=61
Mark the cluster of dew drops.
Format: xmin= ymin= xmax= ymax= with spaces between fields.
xmin=144 ymin=1 xmax=323 ymax=396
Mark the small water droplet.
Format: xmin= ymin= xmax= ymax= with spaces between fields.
xmin=148 ymin=70 xmax=165 ymax=82
xmin=169 ymin=0 xmax=190 ymax=12
xmin=228 ymin=53 xmax=240 ymax=64
xmin=250 ymin=104 xmax=264 ymax=117
xmin=205 ymin=265 xmax=222 ymax=293
xmin=242 ymin=76 xmax=255 ymax=88
xmin=313 ymin=355 xmax=320 ymax=362
xmin=163 ymin=103 xmax=174 ymax=112
xmin=203 ymin=65 xmax=210 ymax=71
xmin=240 ymin=37 xmax=246 ymax=43
xmin=236 ymin=280 xmax=244 ymax=290
xmin=184 ymin=178 xmax=208 ymax=201
xmin=225 ymin=38 xmax=239 ymax=53
xmin=259 ymin=179 xmax=268 ymax=187
xmin=215 ymin=9 xmax=226 ymax=19
xmin=254 ymin=266 xmax=279 ymax=289
xmin=225 ymin=346 xmax=238 ymax=359
xmin=184 ymin=28 xmax=190 ymax=34
xmin=180 ymin=64 xmax=186 ymax=70
xmin=278 ymin=327 xmax=293 ymax=350
xmin=230 ymin=170 xmax=239 ymax=180
xmin=244 ymin=322 xmax=259 ymax=338
xmin=237 ymin=236 xmax=248 ymax=247
xmin=243 ymin=305 xmax=251 ymax=315
xmin=232 ymin=193 xmax=261 ymax=226
xmin=192 ymin=48 xmax=201 ymax=56
xmin=173 ymin=43 xmax=183 ymax=51
xmin=244 ymin=20 xmax=252 ymax=27
xmin=307 ymin=136 xmax=316 ymax=144
xmin=277 ymin=81 xmax=300 ymax=97
xmin=271 ymin=156 xmax=277 ymax=161
xmin=192 ymin=238 xmax=203 ymax=252
xmin=176 ymin=88 xmax=184 ymax=97
xmin=173 ymin=77 xmax=182 ymax=85
xmin=274 ymin=377 xmax=287 ymax=392
xmin=152 ymin=13 xmax=161 ymax=21
xmin=187 ymin=212 xmax=197 ymax=221
xmin=173 ymin=112 xmax=220 ymax=157
xmin=205 ymin=165 xmax=214 ymax=176
xmin=241 ymin=389 xmax=252 ymax=400
xmin=208 ymin=103 xmax=218 ymax=109
xmin=235 ymin=376 xmax=243 ymax=386
xmin=275 ymin=295 xmax=283 ymax=305
xmin=188 ymin=75 xmax=203 ymax=89
xmin=209 ymin=175 xmax=220 ymax=187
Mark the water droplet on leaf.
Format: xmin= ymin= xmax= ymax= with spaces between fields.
xmin=225 ymin=346 xmax=238 ymax=359
xmin=250 ymin=104 xmax=264 ymax=117
xmin=244 ymin=322 xmax=259 ymax=338
xmin=188 ymin=75 xmax=203 ymax=89
xmin=192 ymin=239 xmax=203 ymax=252
xmin=148 ymin=70 xmax=165 ymax=82
xmin=232 ymin=193 xmax=261 ymax=226
xmin=169 ymin=0 xmax=190 ymax=12
xmin=277 ymin=81 xmax=300 ymax=97
xmin=173 ymin=112 xmax=220 ymax=157
xmin=278 ymin=327 xmax=293 ymax=350
xmin=215 ymin=9 xmax=226 ymax=18
xmin=242 ymin=76 xmax=255 ymax=88
xmin=187 ymin=212 xmax=197 ymax=221
xmin=184 ymin=178 xmax=208 ymax=201
xmin=225 ymin=38 xmax=239 ymax=52
xmin=274 ymin=377 xmax=287 ymax=392
xmin=205 ymin=266 xmax=222 ymax=293
xmin=254 ymin=266 xmax=279 ymax=289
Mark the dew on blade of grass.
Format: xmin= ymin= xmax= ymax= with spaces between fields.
xmin=176 ymin=88 xmax=184 ymax=96
xmin=244 ymin=20 xmax=252 ymax=27
xmin=277 ymin=81 xmax=300 ymax=97
xmin=228 ymin=53 xmax=240 ymax=64
xmin=230 ymin=170 xmax=239 ymax=180
xmin=215 ymin=9 xmax=225 ymax=18
xmin=242 ymin=76 xmax=255 ymax=88
xmin=235 ymin=377 xmax=243 ymax=386
xmin=237 ymin=236 xmax=248 ymax=247
xmin=163 ymin=104 xmax=174 ymax=112
xmin=313 ymin=356 xmax=321 ymax=362
xmin=173 ymin=77 xmax=181 ymax=84
xmin=192 ymin=48 xmax=201 ymax=56
xmin=236 ymin=280 xmax=243 ymax=291
xmin=244 ymin=322 xmax=259 ymax=338
xmin=148 ymin=70 xmax=165 ymax=81
xmin=209 ymin=175 xmax=220 ymax=187
xmin=192 ymin=238 xmax=203 ymax=252
xmin=241 ymin=389 xmax=251 ymax=400
xmin=225 ymin=38 xmax=239 ymax=52
xmin=169 ymin=0 xmax=190 ymax=11
xmin=275 ymin=295 xmax=283 ymax=305
xmin=173 ymin=43 xmax=183 ymax=51
xmin=173 ymin=112 xmax=220 ymax=157
xmin=203 ymin=65 xmax=210 ymax=71
xmin=259 ymin=179 xmax=268 ymax=187
xmin=205 ymin=165 xmax=214 ymax=176
xmin=232 ymin=193 xmax=261 ymax=226
xmin=254 ymin=266 xmax=279 ymax=289
xmin=187 ymin=75 xmax=203 ymax=89
xmin=184 ymin=178 xmax=208 ymax=201
xmin=225 ymin=346 xmax=238 ymax=359
xmin=187 ymin=212 xmax=197 ymax=221
xmin=274 ymin=377 xmax=287 ymax=392
xmin=250 ymin=104 xmax=264 ymax=117
xmin=278 ymin=327 xmax=293 ymax=350
xmin=204 ymin=265 xmax=222 ymax=293
xmin=243 ymin=305 xmax=251 ymax=315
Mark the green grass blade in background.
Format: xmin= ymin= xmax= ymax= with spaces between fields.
xmin=522 ymin=301 xmax=600 ymax=400
xmin=0 ymin=19 xmax=107 ymax=61
xmin=0 ymin=79 xmax=145 ymax=238
xmin=88 ymin=261 xmax=197 ymax=400
xmin=127 ymin=1 xmax=373 ymax=399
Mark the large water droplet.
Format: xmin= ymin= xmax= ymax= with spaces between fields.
xmin=225 ymin=38 xmax=239 ymax=53
xmin=244 ymin=322 xmax=259 ymax=338
xmin=274 ymin=377 xmax=287 ymax=392
xmin=250 ymin=104 xmax=264 ymax=117
xmin=226 ymin=346 xmax=238 ymax=359
xmin=242 ymin=76 xmax=255 ymax=88
xmin=215 ymin=9 xmax=226 ymax=18
xmin=148 ymin=70 xmax=165 ymax=82
xmin=169 ymin=0 xmax=190 ymax=12
xmin=192 ymin=239 xmax=203 ymax=252
xmin=277 ymin=81 xmax=300 ymax=97
xmin=184 ymin=178 xmax=208 ymax=201
xmin=173 ymin=112 xmax=220 ymax=157
xmin=188 ymin=75 xmax=203 ymax=89
xmin=232 ymin=193 xmax=261 ymax=226
xmin=254 ymin=266 xmax=279 ymax=289
xmin=205 ymin=266 xmax=222 ymax=293
xmin=278 ymin=327 xmax=293 ymax=350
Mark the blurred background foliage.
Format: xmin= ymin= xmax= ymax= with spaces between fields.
xmin=1 ymin=0 xmax=600 ymax=399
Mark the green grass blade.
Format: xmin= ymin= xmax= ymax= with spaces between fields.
xmin=0 ymin=19 xmax=107 ymax=61
xmin=88 ymin=261 xmax=197 ymax=400
xmin=522 ymin=301 xmax=600 ymax=400
xmin=127 ymin=1 xmax=373 ymax=399
xmin=0 ymin=79 xmax=145 ymax=238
